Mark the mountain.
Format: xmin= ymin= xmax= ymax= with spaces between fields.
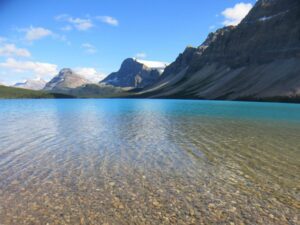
xmin=13 ymin=79 xmax=46 ymax=90
xmin=100 ymin=58 xmax=168 ymax=88
xmin=44 ymin=68 xmax=90 ymax=92
xmin=0 ymin=85 xmax=73 ymax=99
xmin=138 ymin=0 xmax=300 ymax=102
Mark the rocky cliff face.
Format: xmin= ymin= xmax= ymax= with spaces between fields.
xmin=44 ymin=68 xmax=90 ymax=92
xmin=13 ymin=79 xmax=46 ymax=90
xmin=139 ymin=0 xmax=300 ymax=102
xmin=101 ymin=58 xmax=167 ymax=88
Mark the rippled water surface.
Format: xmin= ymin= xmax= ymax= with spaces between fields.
xmin=0 ymin=99 xmax=299 ymax=225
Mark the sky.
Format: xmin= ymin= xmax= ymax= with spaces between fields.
xmin=0 ymin=0 xmax=256 ymax=85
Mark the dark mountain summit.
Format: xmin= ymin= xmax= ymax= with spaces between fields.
xmin=101 ymin=58 xmax=167 ymax=88
xmin=139 ymin=0 xmax=300 ymax=102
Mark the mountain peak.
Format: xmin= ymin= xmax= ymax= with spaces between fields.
xmin=101 ymin=58 xmax=168 ymax=88
xmin=58 ymin=68 xmax=74 ymax=76
xmin=242 ymin=0 xmax=298 ymax=24
xmin=44 ymin=68 xmax=89 ymax=91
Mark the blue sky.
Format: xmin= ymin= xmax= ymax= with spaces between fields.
xmin=0 ymin=0 xmax=256 ymax=84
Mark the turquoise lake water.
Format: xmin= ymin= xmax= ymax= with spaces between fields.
xmin=0 ymin=99 xmax=299 ymax=224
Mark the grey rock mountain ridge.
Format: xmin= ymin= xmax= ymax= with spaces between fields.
xmin=41 ymin=59 xmax=168 ymax=95
xmin=44 ymin=68 xmax=90 ymax=92
xmin=13 ymin=79 xmax=46 ymax=90
xmin=137 ymin=0 xmax=300 ymax=102
xmin=101 ymin=58 xmax=168 ymax=88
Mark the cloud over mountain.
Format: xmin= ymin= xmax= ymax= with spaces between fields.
xmin=0 ymin=58 xmax=57 ymax=79
xmin=75 ymin=67 xmax=107 ymax=82
xmin=222 ymin=3 xmax=253 ymax=26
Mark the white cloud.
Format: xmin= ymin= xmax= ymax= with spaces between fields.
xmin=222 ymin=3 xmax=253 ymax=26
xmin=81 ymin=43 xmax=97 ymax=54
xmin=96 ymin=16 xmax=119 ymax=26
xmin=17 ymin=26 xmax=69 ymax=44
xmin=55 ymin=14 xmax=119 ymax=30
xmin=55 ymin=14 xmax=93 ymax=31
xmin=68 ymin=17 xmax=93 ymax=31
xmin=24 ymin=26 xmax=53 ymax=41
xmin=0 ymin=58 xmax=57 ymax=79
xmin=135 ymin=52 xmax=147 ymax=59
xmin=75 ymin=67 xmax=107 ymax=82
xmin=0 ymin=44 xmax=31 ymax=57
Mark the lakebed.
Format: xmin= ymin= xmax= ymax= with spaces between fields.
xmin=0 ymin=99 xmax=299 ymax=224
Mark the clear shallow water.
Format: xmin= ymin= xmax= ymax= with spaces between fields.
xmin=0 ymin=99 xmax=299 ymax=225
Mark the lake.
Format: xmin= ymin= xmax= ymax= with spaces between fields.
xmin=0 ymin=99 xmax=299 ymax=224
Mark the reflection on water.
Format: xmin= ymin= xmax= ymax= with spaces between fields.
xmin=0 ymin=99 xmax=299 ymax=224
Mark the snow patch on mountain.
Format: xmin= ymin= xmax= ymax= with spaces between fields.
xmin=135 ymin=59 xmax=169 ymax=70
xmin=259 ymin=10 xmax=289 ymax=22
